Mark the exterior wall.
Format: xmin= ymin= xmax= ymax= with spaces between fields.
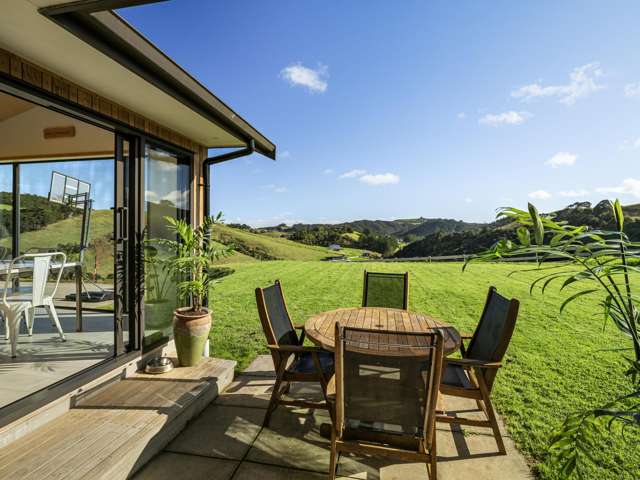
xmin=0 ymin=46 xmax=207 ymax=223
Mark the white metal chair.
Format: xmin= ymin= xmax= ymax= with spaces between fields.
xmin=1 ymin=253 xmax=67 ymax=357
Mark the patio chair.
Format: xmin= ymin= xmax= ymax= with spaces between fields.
xmin=255 ymin=280 xmax=334 ymax=426
xmin=1 ymin=253 xmax=67 ymax=357
xmin=437 ymin=286 xmax=519 ymax=454
xmin=329 ymin=323 xmax=444 ymax=480
xmin=362 ymin=271 xmax=409 ymax=310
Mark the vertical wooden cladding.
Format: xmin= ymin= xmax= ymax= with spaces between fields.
xmin=0 ymin=47 xmax=201 ymax=154
xmin=0 ymin=50 xmax=9 ymax=75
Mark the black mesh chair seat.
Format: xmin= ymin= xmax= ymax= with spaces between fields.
xmin=441 ymin=363 xmax=473 ymax=389
xmin=362 ymin=271 xmax=409 ymax=310
xmin=329 ymin=325 xmax=444 ymax=479
xmin=438 ymin=286 xmax=519 ymax=456
xmin=289 ymin=350 xmax=335 ymax=375
xmin=256 ymin=280 xmax=334 ymax=427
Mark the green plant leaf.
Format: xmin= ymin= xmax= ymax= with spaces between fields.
xmin=612 ymin=199 xmax=624 ymax=233
xmin=528 ymin=203 xmax=545 ymax=246
xmin=560 ymin=289 xmax=599 ymax=313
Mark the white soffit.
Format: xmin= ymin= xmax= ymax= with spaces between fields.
xmin=0 ymin=0 xmax=245 ymax=148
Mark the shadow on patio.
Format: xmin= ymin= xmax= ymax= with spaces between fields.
xmin=135 ymin=355 xmax=534 ymax=480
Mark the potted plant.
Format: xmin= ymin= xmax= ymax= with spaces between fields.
xmin=159 ymin=213 xmax=230 ymax=367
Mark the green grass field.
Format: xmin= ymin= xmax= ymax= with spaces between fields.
xmin=209 ymin=260 xmax=639 ymax=480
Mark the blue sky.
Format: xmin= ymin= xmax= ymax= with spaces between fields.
xmin=19 ymin=160 xmax=114 ymax=210
xmin=121 ymin=1 xmax=640 ymax=226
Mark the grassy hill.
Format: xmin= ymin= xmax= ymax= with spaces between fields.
xmin=0 ymin=209 xmax=114 ymax=277
xmin=212 ymin=223 xmax=351 ymax=261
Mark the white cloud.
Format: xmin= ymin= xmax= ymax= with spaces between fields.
xmin=559 ymin=189 xmax=589 ymax=197
xmin=528 ymin=190 xmax=552 ymax=200
xmin=261 ymin=184 xmax=288 ymax=193
xmin=545 ymin=152 xmax=577 ymax=168
xmin=464 ymin=197 xmax=473 ymax=203
xmin=339 ymin=169 xmax=367 ymax=179
xmin=619 ymin=137 xmax=640 ymax=151
xmin=479 ymin=111 xmax=531 ymax=126
xmin=596 ymin=178 xmax=640 ymax=198
xmin=280 ymin=62 xmax=328 ymax=93
xmin=457 ymin=112 xmax=467 ymax=119
xmin=359 ymin=173 xmax=400 ymax=186
xmin=323 ymin=168 xmax=334 ymax=175
xmin=278 ymin=150 xmax=291 ymax=159
xmin=511 ymin=63 xmax=604 ymax=105
xmin=624 ymin=83 xmax=640 ymax=98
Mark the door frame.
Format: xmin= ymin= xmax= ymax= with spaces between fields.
xmin=0 ymin=80 xmax=194 ymax=425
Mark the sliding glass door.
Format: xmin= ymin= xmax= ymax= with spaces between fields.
xmin=143 ymin=144 xmax=191 ymax=348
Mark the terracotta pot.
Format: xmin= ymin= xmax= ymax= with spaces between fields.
xmin=173 ymin=307 xmax=211 ymax=367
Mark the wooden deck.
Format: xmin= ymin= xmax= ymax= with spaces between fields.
xmin=0 ymin=356 xmax=235 ymax=480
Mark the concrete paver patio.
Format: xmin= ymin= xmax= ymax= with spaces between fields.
xmin=134 ymin=355 xmax=533 ymax=479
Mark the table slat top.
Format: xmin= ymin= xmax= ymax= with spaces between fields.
xmin=304 ymin=307 xmax=461 ymax=357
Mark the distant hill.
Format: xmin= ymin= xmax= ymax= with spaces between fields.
xmin=395 ymin=200 xmax=640 ymax=258
xmin=264 ymin=217 xmax=485 ymax=240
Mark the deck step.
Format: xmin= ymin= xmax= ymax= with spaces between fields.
xmin=0 ymin=356 xmax=236 ymax=480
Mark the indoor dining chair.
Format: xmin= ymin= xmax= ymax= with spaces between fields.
xmin=437 ymin=286 xmax=519 ymax=454
xmin=362 ymin=270 xmax=409 ymax=310
xmin=256 ymin=280 xmax=334 ymax=426
xmin=1 ymin=252 xmax=67 ymax=357
xmin=329 ymin=323 xmax=444 ymax=480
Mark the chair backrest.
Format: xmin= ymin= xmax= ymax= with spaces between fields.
xmin=334 ymin=324 xmax=443 ymax=451
xmin=3 ymin=252 xmax=66 ymax=305
xmin=255 ymin=280 xmax=299 ymax=368
xmin=466 ymin=286 xmax=519 ymax=389
xmin=362 ymin=271 xmax=409 ymax=310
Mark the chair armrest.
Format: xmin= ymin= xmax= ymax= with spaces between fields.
xmin=294 ymin=325 xmax=305 ymax=330
xmin=446 ymin=358 xmax=502 ymax=369
xmin=459 ymin=332 xmax=474 ymax=340
xmin=266 ymin=344 xmax=325 ymax=353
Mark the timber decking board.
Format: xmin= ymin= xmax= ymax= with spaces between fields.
xmin=0 ymin=357 xmax=235 ymax=480
xmin=305 ymin=307 xmax=461 ymax=357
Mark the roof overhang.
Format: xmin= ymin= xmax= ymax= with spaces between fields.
xmin=0 ymin=1 xmax=276 ymax=159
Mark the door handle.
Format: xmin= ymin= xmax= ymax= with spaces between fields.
xmin=117 ymin=207 xmax=128 ymax=242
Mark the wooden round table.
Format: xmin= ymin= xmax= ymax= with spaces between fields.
xmin=304 ymin=307 xmax=461 ymax=356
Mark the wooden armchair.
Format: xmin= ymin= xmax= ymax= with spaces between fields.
xmin=255 ymin=280 xmax=334 ymax=426
xmin=329 ymin=323 xmax=444 ymax=480
xmin=437 ymin=286 xmax=519 ymax=454
xmin=362 ymin=271 xmax=409 ymax=310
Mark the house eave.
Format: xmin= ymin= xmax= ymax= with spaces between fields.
xmin=36 ymin=2 xmax=276 ymax=159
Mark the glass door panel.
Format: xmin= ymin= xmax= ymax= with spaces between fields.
xmin=143 ymin=144 xmax=190 ymax=348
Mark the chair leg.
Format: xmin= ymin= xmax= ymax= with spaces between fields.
xmin=282 ymin=381 xmax=291 ymax=395
xmin=264 ymin=375 xmax=284 ymax=427
xmin=429 ymin=429 xmax=438 ymax=480
xmin=3 ymin=314 xmax=8 ymax=341
xmin=7 ymin=311 xmax=21 ymax=358
xmin=26 ymin=308 xmax=35 ymax=336
xmin=45 ymin=302 xmax=65 ymax=341
xmin=328 ymin=432 xmax=338 ymax=480
xmin=482 ymin=396 xmax=506 ymax=455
